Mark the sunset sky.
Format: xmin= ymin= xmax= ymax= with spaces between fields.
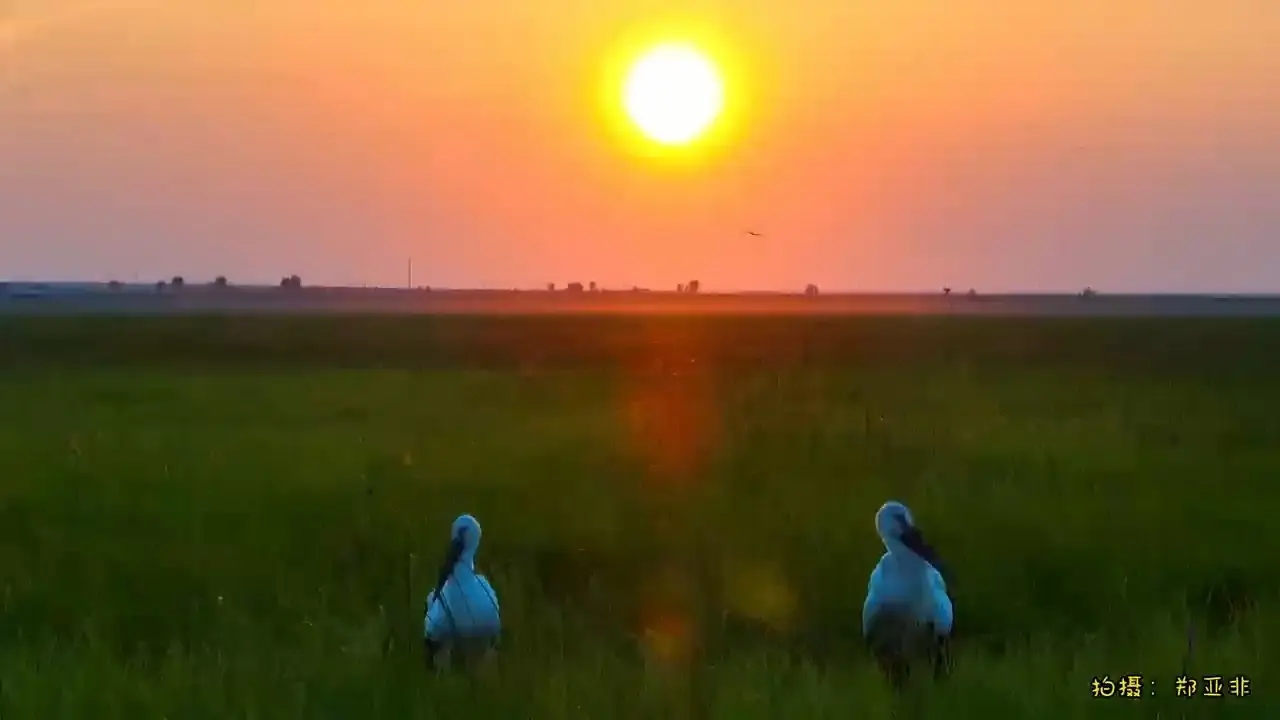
xmin=2 ymin=0 xmax=1278 ymax=291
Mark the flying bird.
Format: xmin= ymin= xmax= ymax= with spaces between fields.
xmin=424 ymin=514 xmax=501 ymax=671
xmin=744 ymin=230 xmax=764 ymax=236
xmin=862 ymin=501 xmax=954 ymax=687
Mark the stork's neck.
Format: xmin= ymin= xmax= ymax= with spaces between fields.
xmin=453 ymin=547 xmax=478 ymax=572
xmin=884 ymin=538 xmax=926 ymax=566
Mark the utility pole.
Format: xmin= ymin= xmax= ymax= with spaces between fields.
xmin=407 ymin=257 xmax=413 ymax=289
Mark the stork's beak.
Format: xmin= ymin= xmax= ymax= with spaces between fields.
xmin=899 ymin=525 xmax=951 ymax=582
xmin=433 ymin=533 xmax=466 ymax=595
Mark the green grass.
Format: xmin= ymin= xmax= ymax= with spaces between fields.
xmin=0 ymin=315 xmax=1276 ymax=718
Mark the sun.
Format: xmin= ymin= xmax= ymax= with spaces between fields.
xmin=622 ymin=43 xmax=724 ymax=146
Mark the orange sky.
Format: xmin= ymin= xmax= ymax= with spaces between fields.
xmin=2 ymin=0 xmax=1279 ymax=291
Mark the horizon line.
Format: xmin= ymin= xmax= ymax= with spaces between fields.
xmin=5 ymin=280 xmax=1280 ymax=298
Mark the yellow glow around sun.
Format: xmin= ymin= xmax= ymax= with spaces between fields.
xmin=623 ymin=43 xmax=724 ymax=146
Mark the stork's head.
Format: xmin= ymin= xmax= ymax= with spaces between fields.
xmin=437 ymin=513 xmax=482 ymax=578
xmin=875 ymin=501 xmax=947 ymax=579
xmin=449 ymin=514 xmax=482 ymax=560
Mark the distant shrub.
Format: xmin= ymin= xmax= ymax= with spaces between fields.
xmin=155 ymin=280 xmax=167 ymax=292
xmin=805 ymin=284 xmax=819 ymax=296
xmin=107 ymin=280 xmax=122 ymax=291
xmin=566 ymin=282 xmax=584 ymax=293
xmin=547 ymin=282 xmax=556 ymax=291
xmin=280 ymin=275 xmax=302 ymax=290
xmin=213 ymin=276 xmax=228 ymax=288
xmin=589 ymin=281 xmax=598 ymax=292
xmin=170 ymin=276 xmax=185 ymax=289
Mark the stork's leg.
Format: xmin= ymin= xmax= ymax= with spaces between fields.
xmin=931 ymin=633 xmax=952 ymax=679
xmin=453 ymin=635 xmax=499 ymax=673
xmin=878 ymin=651 xmax=910 ymax=690
xmin=866 ymin=609 xmax=915 ymax=690
xmin=424 ymin=637 xmax=444 ymax=670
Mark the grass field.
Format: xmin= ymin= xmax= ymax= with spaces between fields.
xmin=0 ymin=315 xmax=1276 ymax=718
